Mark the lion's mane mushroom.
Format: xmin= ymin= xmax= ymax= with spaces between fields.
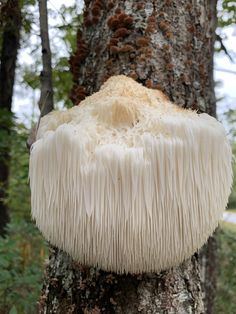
xmin=30 ymin=75 xmax=232 ymax=274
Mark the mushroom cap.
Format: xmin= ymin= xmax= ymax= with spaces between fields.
xmin=30 ymin=75 xmax=232 ymax=274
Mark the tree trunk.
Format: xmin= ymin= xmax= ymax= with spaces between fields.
xmin=38 ymin=0 xmax=217 ymax=313
xmin=27 ymin=0 xmax=53 ymax=150
xmin=38 ymin=0 xmax=53 ymax=117
xmin=0 ymin=0 xmax=21 ymax=236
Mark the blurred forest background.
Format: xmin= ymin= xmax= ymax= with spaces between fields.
xmin=0 ymin=0 xmax=235 ymax=313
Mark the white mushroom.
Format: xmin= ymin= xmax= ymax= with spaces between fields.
xmin=30 ymin=75 xmax=232 ymax=274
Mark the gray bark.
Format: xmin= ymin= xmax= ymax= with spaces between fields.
xmin=38 ymin=0 xmax=217 ymax=313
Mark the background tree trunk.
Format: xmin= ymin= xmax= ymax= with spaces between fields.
xmin=38 ymin=0 xmax=53 ymax=117
xmin=27 ymin=0 xmax=54 ymax=150
xmin=38 ymin=0 xmax=217 ymax=313
xmin=0 ymin=0 xmax=21 ymax=236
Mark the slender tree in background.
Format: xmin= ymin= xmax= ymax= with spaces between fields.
xmin=38 ymin=0 xmax=53 ymax=117
xmin=38 ymin=0 xmax=217 ymax=312
xmin=27 ymin=0 xmax=54 ymax=149
xmin=0 ymin=0 xmax=21 ymax=235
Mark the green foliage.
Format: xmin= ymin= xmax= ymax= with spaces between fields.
xmin=216 ymin=0 xmax=236 ymax=57
xmin=218 ymin=0 xmax=236 ymax=28
xmin=54 ymin=4 xmax=82 ymax=54
xmin=53 ymin=57 xmax=74 ymax=108
xmin=0 ymin=222 xmax=47 ymax=314
xmin=6 ymin=122 xmax=31 ymax=221
xmin=18 ymin=3 xmax=81 ymax=110
xmin=215 ymin=223 xmax=236 ymax=313
xmin=0 ymin=120 xmax=48 ymax=314
xmin=0 ymin=109 xmax=14 ymax=129
xmin=222 ymin=109 xmax=236 ymax=209
xmin=228 ymin=142 xmax=236 ymax=209
xmin=224 ymin=109 xmax=236 ymax=138
xmin=49 ymin=4 xmax=82 ymax=108
xmin=22 ymin=67 xmax=40 ymax=90
xmin=0 ymin=109 xmax=14 ymax=162
xmin=21 ymin=0 xmax=37 ymax=36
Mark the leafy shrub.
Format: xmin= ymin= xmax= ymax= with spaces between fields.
xmin=215 ymin=223 xmax=236 ymax=314
xmin=0 ymin=222 xmax=48 ymax=314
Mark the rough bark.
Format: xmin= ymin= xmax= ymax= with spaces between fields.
xmin=70 ymin=0 xmax=216 ymax=116
xmin=199 ymin=235 xmax=218 ymax=314
xmin=38 ymin=0 xmax=53 ymax=117
xmin=39 ymin=0 xmax=217 ymax=313
xmin=0 ymin=0 xmax=21 ymax=236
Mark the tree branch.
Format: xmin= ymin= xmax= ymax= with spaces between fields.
xmin=215 ymin=68 xmax=236 ymax=75
xmin=216 ymin=34 xmax=234 ymax=62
